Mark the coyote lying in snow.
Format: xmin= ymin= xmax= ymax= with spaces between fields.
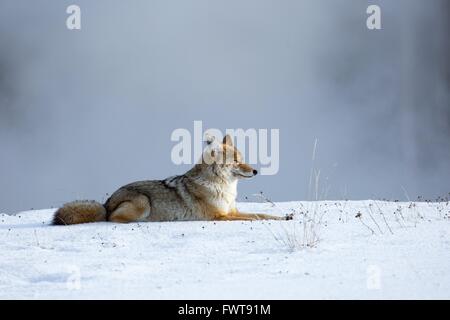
xmin=53 ymin=135 xmax=291 ymax=225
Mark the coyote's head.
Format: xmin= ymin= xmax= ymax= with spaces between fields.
xmin=201 ymin=134 xmax=257 ymax=180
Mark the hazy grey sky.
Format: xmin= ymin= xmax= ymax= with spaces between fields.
xmin=1 ymin=0 xmax=449 ymax=213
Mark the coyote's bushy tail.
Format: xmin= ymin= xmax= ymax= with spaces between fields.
xmin=52 ymin=200 xmax=107 ymax=225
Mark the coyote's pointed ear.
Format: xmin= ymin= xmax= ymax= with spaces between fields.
xmin=223 ymin=134 xmax=233 ymax=146
xmin=205 ymin=133 xmax=216 ymax=145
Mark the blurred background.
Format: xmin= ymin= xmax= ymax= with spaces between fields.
xmin=0 ymin=0 xmax=449 ymax=213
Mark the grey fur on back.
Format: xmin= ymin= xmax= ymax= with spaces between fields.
xmin=104 ymin=175 xmax=206 ymax=222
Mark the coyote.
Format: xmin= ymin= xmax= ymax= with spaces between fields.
xmin=53 ymin=135 xmax=290 ymax=225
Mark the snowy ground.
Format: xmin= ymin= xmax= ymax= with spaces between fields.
xmin=0 ymin=200 xmax=449 ymax=299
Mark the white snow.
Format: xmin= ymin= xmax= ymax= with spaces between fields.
xmin=0 ymin=200 xmax=449 ymax=299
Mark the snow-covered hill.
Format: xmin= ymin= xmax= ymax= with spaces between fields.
xmin=0 ymin=200 xmax=449 ymax=299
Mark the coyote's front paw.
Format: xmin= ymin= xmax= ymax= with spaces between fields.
xmin=284 ymin=213 xmax=294 ymax=220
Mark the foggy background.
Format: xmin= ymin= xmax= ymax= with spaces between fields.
xmin=0 ymin=0 xmax=449 ymax=213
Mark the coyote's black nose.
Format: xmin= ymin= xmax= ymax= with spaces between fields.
xmin=253 ymin=169 xmax=258 ymax=175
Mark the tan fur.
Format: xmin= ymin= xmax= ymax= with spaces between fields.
xmin=53 ymin=200 xmax=106 ymax=225
xmin=52 ymin=134 xmax=290 ymax=225
xmin=109 ymin=195 xmax=150 ymax=223
xmin=215 ymin=208 xmax=283 ymax=221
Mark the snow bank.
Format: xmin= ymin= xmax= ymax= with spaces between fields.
xmin=0 ymin=201 xmax=449 ymax=299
